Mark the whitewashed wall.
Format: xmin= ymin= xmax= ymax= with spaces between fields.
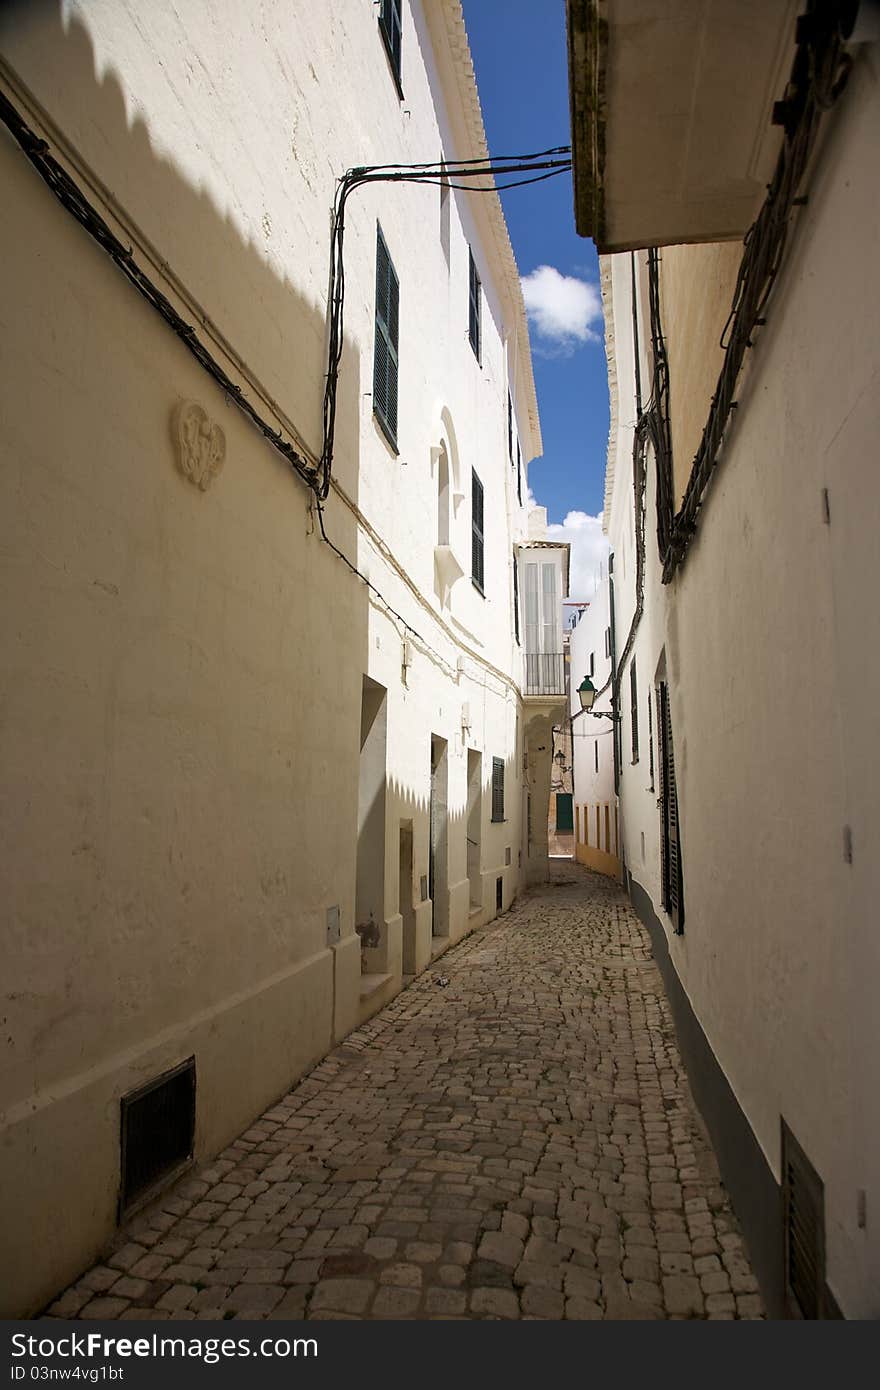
xmin=0 ymin=0 xmax=542 ymax=1314
xmin=603 ymin=48 xmax=880 ymax=1318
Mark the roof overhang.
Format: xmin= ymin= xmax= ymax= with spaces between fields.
xmin=567 ymin=0 xmax=800 ymax=250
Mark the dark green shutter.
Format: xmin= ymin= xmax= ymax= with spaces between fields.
xmin=658 ymin=681 xmax=684 ymax=932
xmin=374 ymin=228 xmax=399 ymax=444
xmin=379 ymin=0 xmax=402 ymax=86
xmin=491 ymin=757 xmax=504 ymax=821
xmin=472 ymin=469 xmax=484 ymax=591
xmin=630 ymin=657 xmax=639 ymax=763
xmin=556 ymin=793 xmax=573 ymax=833
xmin=468 ymin=249 xmax=481 ymax=360
xmin=512 ymin=551 xmax=520 ymax=645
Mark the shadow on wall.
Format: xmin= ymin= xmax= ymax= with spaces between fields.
xmin=0 ymin=0 xmax=369 ymax=1317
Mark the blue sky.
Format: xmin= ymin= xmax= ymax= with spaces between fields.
xmin=461 ymin=0 xmax=610 ymax=539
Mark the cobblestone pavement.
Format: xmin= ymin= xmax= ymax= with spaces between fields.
xmin=47 ymin=862 xmax=763 ymax=1321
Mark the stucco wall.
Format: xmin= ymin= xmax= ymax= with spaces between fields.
xmin=604 ymin=49 xmax=880 ymax=1318
xmin=660 ymin=241 xmax=744 ymax=507
xmin=0 ymin=0 xmax=543 ymax=1316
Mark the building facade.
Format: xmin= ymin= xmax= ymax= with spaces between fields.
xmin=568 ymin=0 xmax=880 ymax=1318
xmin=0 ymin=0 xmax=560 ymax=1316
xmin=567 ymin=569 xmax=619 ymax=877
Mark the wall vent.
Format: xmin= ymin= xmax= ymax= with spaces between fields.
xmin=505 ymin=847 xmax=511 ymax=866
xmin=120 ymin=1057 xmax=196 ymax=1217
xmin=782 ymin=1119 xmax=826 ymax=1319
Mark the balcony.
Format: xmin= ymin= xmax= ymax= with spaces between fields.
xmin=523 ymin=652 xmax=566 ymax=697
xmin=567 ymin=0 xmax=798 ymax=250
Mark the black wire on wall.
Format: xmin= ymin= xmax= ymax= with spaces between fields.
xmin=0 ymin=82 xmax=572 ymax=680
xmin=659 ymin=0 xmax=852 ymax=582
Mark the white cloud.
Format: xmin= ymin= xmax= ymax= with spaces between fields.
xmin=546 ymin=509 xmax=610 ymax=600
xmin=520 ymin=265 xmax=602 ymax=352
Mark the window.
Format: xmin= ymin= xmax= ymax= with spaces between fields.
xmin=512 ymin=551 xmax=520 ymax=645
xmin=373 ymin=227 xmax=399 ymax=448
xmin=378 ymin=0 xmax=403 ymax=94
xmin=657 ymin=681 xmax=684 ymax=932
xmin=468 ymin=248 xmax=481 ymax=362
xmin=471 ymin=469 xmax=484 ymax=592
xmin=507 ymin=392 xmax=513 ymax=463
xmin=647 ymin=689 xmax=655 ymax=791
xmin=491 ymin=757 xmax=504 ymax=822
xmin=589 ymin=651 xmax=595 ymax=677
xmin=630 ymin=657 xmax=640 ymax=764
xmin=516 ymin=440 xmax=522 ymax=504
xmin=594 ymin=739 xmax=599 ymax=774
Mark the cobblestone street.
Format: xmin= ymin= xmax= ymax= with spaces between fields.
xmin=47 ymin=863 xmax=763 ymax=1321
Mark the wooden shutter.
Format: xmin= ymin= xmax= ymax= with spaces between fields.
xmin=491 ymin=757 xmax=504 ymax=821
xmin=472 ymin=469 xmax=484 ymax=590
xmin=468 ymin=248 xmax=481 ymax=360
xmin=374 ymin=228 xmax=399 ymax=443
xmin=657 ymin=681 xmax=684 ymax=931
xmin=379 ymin=0 xmax=402 ymax=86
xmin=513 ymin=551 xmax=520 ymax=645
xmin=630 ymin=657 xmax=639 ymax=763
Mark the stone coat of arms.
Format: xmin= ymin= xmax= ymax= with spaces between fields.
xmin=173 ymin=401 xmax=226 ymax=491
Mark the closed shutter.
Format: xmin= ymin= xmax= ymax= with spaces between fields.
xmin=374 ymin=228 xmax=399 ymax=443
xmin=630 ymin=657 xmax=640 ymax=763
xmin=508 ymin=392 xmax=513 ymax=462
xmin=516 ymin=440 xmax=522 ymax=504
xmin=491 ymin=757 xmax=504 ymax=821
xmin=468 ymin=249 xmax=481 ymax=360
xmin=378 ymin=0 xmax=402 ymax=86
xmin=512 ymin=551 xmax=520 ymax=645
xmin=658 ymin=681 xmax=684 ymax=931
xmin=471 ymin=470 xmax=484 ymax=591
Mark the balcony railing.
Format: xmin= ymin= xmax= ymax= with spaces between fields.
xmin=523 ymin=652 xmax=565 ymax=697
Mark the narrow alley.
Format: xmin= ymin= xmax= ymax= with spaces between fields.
xmin=47 ymin=865 xmax=762 ymax=1323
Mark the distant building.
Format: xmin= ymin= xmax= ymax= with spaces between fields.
xmin=568 ymin=571 xmax=619 ymax=877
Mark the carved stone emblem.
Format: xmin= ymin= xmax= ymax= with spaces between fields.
xmin=173 ymin=401 xmax=225 ymax=491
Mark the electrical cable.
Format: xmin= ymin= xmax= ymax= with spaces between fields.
xmin=0 ymin=86 xmax=319 ymax=493
xmin=1 ymin=79 xmax=572 ymax=692
xmin=659 ymin=0 xmax=851 ymax=582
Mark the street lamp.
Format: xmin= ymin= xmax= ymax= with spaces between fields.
xmin=577 ymin=676 xmax=598 ymax=711
xmin=577 ymin=676 xmax=618 ymax=720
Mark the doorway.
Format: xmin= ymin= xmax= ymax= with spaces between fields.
xmin=430 ymin=735 xmax=449 ymax=937
xmin=356 ymin=676 xmax=387 ymax=971
xmin=466 ymin=748 xmax=482 ymax=910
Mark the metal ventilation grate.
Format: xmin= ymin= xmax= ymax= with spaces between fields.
xmin=782 ymin=1119 xmax=825 ymax=1319
xmin=120 ymin=1057 xmax=196 ymax=1217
